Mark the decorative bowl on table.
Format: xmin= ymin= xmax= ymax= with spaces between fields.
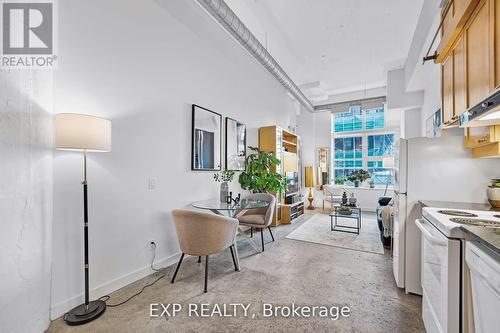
xmin=338 ymin=206 xmax=353 ymax=215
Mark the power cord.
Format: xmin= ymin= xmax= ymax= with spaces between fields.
xmin=99 ymin=242 xmax=166 ymax=307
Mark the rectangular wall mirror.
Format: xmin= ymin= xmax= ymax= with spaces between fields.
xmin=191 ymin=104 xmax=222 ymax=171
xmin=316 ymin=147 xmax=330 ymax=189
xmin=225 ymin=117 xmax=246 ymax=171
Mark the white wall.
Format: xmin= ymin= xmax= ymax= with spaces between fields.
xmin=50 ymin=0 xmax=296 ymax=318
xmin=0 ymin=70 xmax=53 ymax=333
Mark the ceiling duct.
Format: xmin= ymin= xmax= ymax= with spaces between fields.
xmin=195 ymin=0 xmax=314 ymax=112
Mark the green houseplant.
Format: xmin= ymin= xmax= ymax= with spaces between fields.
xmin=239 ymin=146 xmax=287 ymax=194
xmin=334 ymin=177 xmax=346 ymax=185
xmin=346 ymin=169 xmax=370 ymax=187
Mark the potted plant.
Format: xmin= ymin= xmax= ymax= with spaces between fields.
xmin=239 ymin=146 xmax=287 ymax=195
xmin=367 ymin=178 xmax=375 ymax=188
xmin=214 ymin=169 xmax=235 ymax=202
xmin=334 ymin=177 xmax=346 ymax=185
xmin=338 ymin=206 xmax=353 ymax=215
xmin=487 ymin=178 xmax=500 ymax=208
xmin=346 ymin=169 xmax=370 ymax=187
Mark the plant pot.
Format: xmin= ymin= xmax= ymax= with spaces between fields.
xmin=487 ymin=187 xmax=500 ymax=208
xmin=349 ymin=197 xmax=357 ymax=206
xmin=354 ymin=180 xmax=360 ymax=187
xmin=220 ymin=182 xmax=229 ymax=203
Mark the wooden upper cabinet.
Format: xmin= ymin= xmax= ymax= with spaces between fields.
xmin=466 ymin=0 xmax=490 ymax=108
xmin=438 ymin=0 xmax=481 ymax=63
xmin=442 ymin=1 xmax=455 ymax=38
xmin=493 ymin=0 xmax=500 ymax=90
xmin=454 ymin=36 xmax=467 ymax=115
xmin=442 ymin=34 xmax=467 ymax=124
xmin=442 ymin=55 xmax=454 ymax=124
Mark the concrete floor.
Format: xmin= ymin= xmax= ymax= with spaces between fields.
xmin=48 ymin=211 xmax=425 ymax=333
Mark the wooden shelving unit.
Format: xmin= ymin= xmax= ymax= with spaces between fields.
xmin=259 ymin=125 xmax=301 ymax=226
xmin=281 ymin=201 xmax=305 ymax=224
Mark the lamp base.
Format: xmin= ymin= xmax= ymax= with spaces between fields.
xmin=307 ymin=187 xmax=315 ymax=210
xmin=65 ymin=300 xmax=106 ymax=326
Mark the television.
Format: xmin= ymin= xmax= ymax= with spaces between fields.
xmin=285 ymin=172 xmax=299 ymax=196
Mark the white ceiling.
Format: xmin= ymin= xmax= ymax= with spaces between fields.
xmin=228 ymin=0 xmax=424 ymax=104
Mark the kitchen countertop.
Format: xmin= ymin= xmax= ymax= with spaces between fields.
xmin=419 ymin=200 xmax=500 ymax=257
xmin=461 ymin=225 xmax=500 ymax=258
xmin=419 ymin=200 xmax=500 ymax=211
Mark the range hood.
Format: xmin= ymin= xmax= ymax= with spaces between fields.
xmin=460 ymin=90 xmax=500 ymax=127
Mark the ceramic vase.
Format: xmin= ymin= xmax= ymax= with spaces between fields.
xmin=220 ymin=182 xmax=229 ymax=203
xmin=487 ymin=187 xmax=500 ymax=208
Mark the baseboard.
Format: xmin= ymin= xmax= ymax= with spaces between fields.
xmin=50 ymin=251 xmax=182 ymax=320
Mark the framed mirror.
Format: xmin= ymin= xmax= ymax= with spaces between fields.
xmin=316 ymin=147 xmax=330 ymax=189
xmin=191 ymin=104 xmax=222 ymax=171
xmin=225 ymin=117 xmax=246 ymax=171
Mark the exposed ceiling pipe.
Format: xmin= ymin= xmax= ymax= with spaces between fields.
xmin=195 ymin=0 xmax=314 ymax=112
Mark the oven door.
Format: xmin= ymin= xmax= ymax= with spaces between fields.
xmin=416 ymin=218 xmax=460 ymax=333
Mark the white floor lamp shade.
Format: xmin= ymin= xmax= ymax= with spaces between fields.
xmin=55 ymin=113 xmax=111 ymax=151
xmin=54 ymin=113 xmax=111 ymax=326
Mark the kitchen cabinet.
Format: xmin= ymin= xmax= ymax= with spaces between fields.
xmin=464 ymin=125 xmax=500 ymax=147
xmin=440 ymin=0 xmax=500 ymax=127
xmin=437 ymin=0 xmax=481 ymax=63
xmin=466 ymin=0 xmax=490 ymax=108
xmin=441 ymin=34 xmax=466 ymax=125
xmin=442 ymin=55 xmax=454 ymax=124
xmin=493 ymin=0 xmax=500 ymax=90
xmin=454 ymin=37 xmax=467 ymax=115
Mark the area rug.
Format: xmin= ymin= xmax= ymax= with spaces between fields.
xmin=286 ymin=212 xmax=385 ymax=255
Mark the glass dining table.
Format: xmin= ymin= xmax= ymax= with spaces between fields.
xmin=192 ymin=198 xmax=269 ymax=218
xmin=191 ymin=198 xmax=270 ymax=272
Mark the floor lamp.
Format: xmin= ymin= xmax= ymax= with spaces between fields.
xmin=55 ymin=113 xmax=111 ymax=325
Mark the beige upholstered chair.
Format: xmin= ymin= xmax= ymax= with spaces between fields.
xmin=323 ymin=185 xmax=343 ymax=211
xmin=171 ymin=209 xmax=239 ymax=293
xmin=237 ymin=193 xmax=276 ymax=252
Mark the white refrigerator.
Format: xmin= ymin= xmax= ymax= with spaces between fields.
xmin=392 ymin=134 xmax=500 ymax=295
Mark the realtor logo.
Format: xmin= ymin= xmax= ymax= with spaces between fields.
xmin=1 ymin=0 xmax=57 ymax=68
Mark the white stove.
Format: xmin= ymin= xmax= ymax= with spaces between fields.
xmin=417 ymin=207 xmax=500 ymax=333
xmin=422 ymin=207 xmax=500 ymax=238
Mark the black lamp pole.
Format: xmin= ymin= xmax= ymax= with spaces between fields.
xmin=64 ymin=151 xmax=106 ymax=325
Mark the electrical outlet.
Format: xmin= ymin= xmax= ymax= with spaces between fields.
xmin=148 ymin=177 xmax=156 ymax=190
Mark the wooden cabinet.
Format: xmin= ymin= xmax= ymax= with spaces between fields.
xmin=454 ymin=36 xmax=467 ymax=114
xmin=492 ymin=0 xmax=500 ymax=90
xmin=466 ymin=0 xmax=490 ymax=108
xmin=437 ymin=0 xmax=481 ymax=63
xmin=441 ymin=34 xmax=466 ymax=125
xmin=465 ymin=125 xmax=500 ymax=157
xmin=440 ymin=0 xmax=500 ymax=125
xmin=464 ymin=125 xmax=500 ymax=147
xmin=442 ymin=55 xmax=455 ymax=124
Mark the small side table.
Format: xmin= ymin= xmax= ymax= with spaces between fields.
xmin=329 ymin=206 xmax=362 ymax=235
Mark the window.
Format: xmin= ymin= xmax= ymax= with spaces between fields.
xmin=333 ymin=105 xmax=395 ymax=186
xmin=368 ymin=134 xmax=394 ymax=157
xmin=365 ymin=107 xmax=385 ymax=130
xmin=334 ymin=106 xmax=362 ymax=133
xmin=367 ymin=161 xmax=392 ymax=186
xmin=334 ymin=136 xmax=362 ymax=179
